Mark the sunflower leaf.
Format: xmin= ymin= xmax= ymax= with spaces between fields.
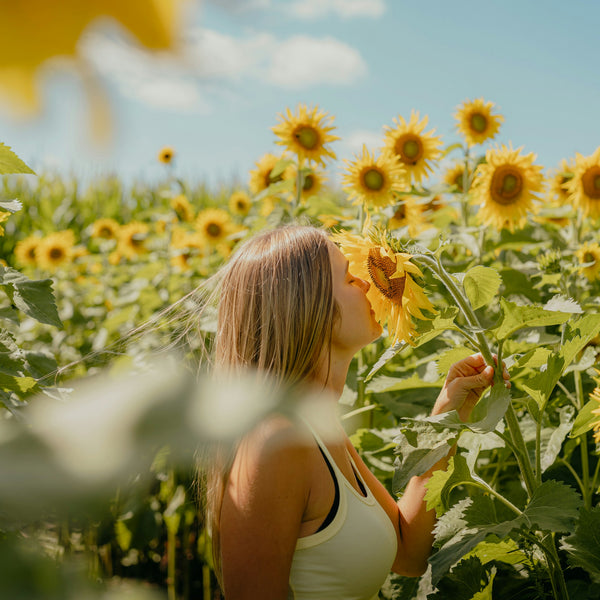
xmin=570 ymin=398 xmax=600 ymax=438
xmin=0 ymin=143 xmax=35 ymax=175
xmin=463 ymin=266 xmax=502 ymax=310
xmin=561 ymin=506 xmax=600 ymax=580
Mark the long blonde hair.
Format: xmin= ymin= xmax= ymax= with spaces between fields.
xmin=205 ymin=223 xmax=339 ymax=583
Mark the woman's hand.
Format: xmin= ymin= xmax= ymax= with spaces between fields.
xmin=432 ymin=353 xmax=510 ymax=422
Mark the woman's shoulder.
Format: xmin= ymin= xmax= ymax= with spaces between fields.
xmin=235 ymin=413 xmax=316 ymax=474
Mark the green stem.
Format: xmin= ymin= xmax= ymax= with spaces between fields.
xmin=574 ymin=369 xmax=592 ymax=509
xmin=557 ymin=457 xmax=586 ymax=498
xmin=419 ymin=253 xmax=538 ymax=497
xmin=535 ymin=415 xmax=542 ymax=486
xmin=465 ymin=482 xmax=522 ymax=517
xmin=591 ymin=456 xmax=600 ymax=495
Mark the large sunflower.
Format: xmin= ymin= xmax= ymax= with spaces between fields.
xmin=14 ymin=235 xmax=42 ymax=267
xmin=91 ymin=217 xmax=120 ymax=240
xmin=228 ymin=191 xmax=252 ymax=217
xmin=158 ymin=146 xmax=175 ymax=164
xmin=576 ymin=241 xmax=600 ymax=281
xmin=471 ymin=144 xmax=544 ymax=232
xmin=196 ymin=208 xmax=232 ymax=246
xmin=272 ymin=104 xmax=339 ymax=166
xmin=388 ymin=197 xmax=427 ymax=237
xmin=454 ymin=97 xmax=504 ymax=147
xmin=36 ymin=231 xmax=75 ymax=271
xmin=342 ymin=145 xmax=407 ymax=209
xmin=546 ymin=159 xmax=574 ymax=207
xmin=331 ymin=230 xmax=435 ymax=345
xmin=170 ymin=194 xmax=195 ymax=222
xmin=248 ymin=153 xmax=295 ymax=195
xmin=443 ymin=162 xmax=471 ymax=194
xmin=118 ymin=222 xmax=149 ymax=259
xmin=383 ymin=111 xmax=442 ymax=185
xmin=297 ymin=167 xmax=327 ymax=203
xmin=566 ymin=146 xmax=600 ymax=219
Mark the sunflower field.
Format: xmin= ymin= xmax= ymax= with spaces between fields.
xmin=2 ymin=98 xmax=600 ymax=600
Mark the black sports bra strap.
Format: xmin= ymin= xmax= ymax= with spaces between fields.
xmin=315 ymin=445 xmax=340 ymax=532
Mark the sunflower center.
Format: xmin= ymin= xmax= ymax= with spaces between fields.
xmin=27 ymin=248 xmax=36 ymax=259
xmin=582 ymin=166 xmax=600 ymax=199
xmin=49 ymin=247 xmax=64 ymax=260
xmin=265 ymin=168 xmax=283 ymax=188
xmin=393 ymin=204 xmax=406 ymax=220
xmin=303 ymin=174 xmax=315 ymax=191
xmin=236 ymin=200 xmax=246 ymax=211
xmin=470 ymin=112 xmax=488 ymax=133
xmin=100 ymin=226 xmax=113 ymax=237
xmin=490 ymin=166 xmax=523 ymax=205
xmin=363 ymin=169 xmax=384 ymax=191
xmin=295 ymin=126 xmax=319 ymax=150
xmin=584 ymin=252 xmax=596 ymax=264
xmin=395 ymin=134 xmax=423 ymax=165
xmin=453 ymin=172 xmax=465 ymax=192
xmin=367 ymin=247 xmax=405 ymax=303
xmin=207 ymin=223 xmax=222 ymax=238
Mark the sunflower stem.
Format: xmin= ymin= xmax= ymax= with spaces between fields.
xmin=415 ymin=251 xmax=537 ymax=497
xmin=574 ymin=368 xmax=592 ymax=509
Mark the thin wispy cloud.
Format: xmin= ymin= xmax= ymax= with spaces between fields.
xmin=80 ymin=28 xmax=367 ymax=111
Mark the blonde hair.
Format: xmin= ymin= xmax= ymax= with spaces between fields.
xmin=206 ymin=223 xmax=339 ymax=583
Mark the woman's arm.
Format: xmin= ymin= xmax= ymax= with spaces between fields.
xmin=348 ymin=353 xmax=508 ymax=576
xmin=220 ymin=416 xmax=311 ymax=599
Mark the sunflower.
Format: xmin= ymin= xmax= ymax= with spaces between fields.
xmin=117 ymin=222 xmax=149 ymax=259
xmin=229 ymin=191 xmax=252 ymax=217
xmin=331 ymin=229 xmax=435 ymax=344
xmin=196 ymin=208 xmax=232 ymax=246
xmin=576 ymin=242 xmax=600 ymax=281
xmin=170 ymin=194 xmax=195 ymax=222
xmin=14 ymin=235 xmax=42 ymax=267
xmin=383 ymin=111 xmax=442 ymax=185
xmin=249 ymin=153 xmax=295 ymax=195
xmin=388 ymin=197 xmax=427 ymax=237
xmin=272 ymin=104 xmax=339 ymax=166
xmin=454 ymin=97 xmax=504 ymax=147
xmin=91 ymin=217 xmax=120 ymax=240
xmin=566 ymin=147 xmax=600 ymax=219
xmin=297 ymin=167 xmax=327 ymax=202
xmin=158 ymin=146 xmax=175 ymax=164
xmin=36 ymin=230 xmax=75 ymax=271
xmin=471 ymin=144 xmax=545 ymax=232
xmin=342 ymin=145 xmax=407 ymax=209
xmin=171 ymin=230 xmax=204 ymax=271
xmin=443 ymin=162 xmax=470 ymax=194
xmin=546 ymin=159 xmax=574 ymax=207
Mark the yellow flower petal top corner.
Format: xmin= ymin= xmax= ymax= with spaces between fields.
xmin=454 ymin=97 xmax=504 ymax=147
xmin=471 ymin=143 xmax=545 ymax=232
xmin=383 ymin=110 xmax=443 ymax=185
xmin=271 ymin=104 xmax=340 ymax=167
xmin=342 ymin=145 xmax=407 ymax=210
xmin=331 ymin=229 xmax=435 ymax=345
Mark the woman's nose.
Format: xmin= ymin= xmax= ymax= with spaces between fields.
xmin=359 ymin=277 xmax=370 ymax=292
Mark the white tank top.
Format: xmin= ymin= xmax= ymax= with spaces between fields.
xmin=288 ymin=424 xmax=398 ymax=600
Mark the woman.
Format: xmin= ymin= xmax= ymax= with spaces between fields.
xmin=205 ymin=224 xmax=506 ymax=599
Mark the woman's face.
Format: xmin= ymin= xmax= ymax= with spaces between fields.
xmin=328 ymin=242 xmax=382 ymax=355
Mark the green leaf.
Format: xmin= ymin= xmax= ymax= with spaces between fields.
xmin=114 ymin=520 xmax=132 ymax=552
xmin=570 ymin=398 xmax=599 ymax=438
xmin=413 ymin=306 xmax=461 ymax=348
xmin=270 ymin=158 xmax=294 ymax=179
xmin=465 ymin=537 xmax=528 ymax=566
xmin=499 ymin=267 xmax=541 ymax=302
xmin=425 ymin=454 xmax=483 ymax=515
xmin=491 ymin=298 xmax=571 ymax=341
xmin=366 ymin=371 xmax=440 ymax=394
xmin=429 ymin=556 xmax=495 ymax=600
xmin=0 ymin=267 xmax=62 ymax=328
xmin=561 ymin=506 xmax=600 ymax=580
xmin=560 ymin=313 xmax=600 ymax=367
xmin=437 ymin=346 xmax=474 ymax=377
xmin=522 ymin=480 xmax=582 ymax=532
xmin=520 ymin=353 xmax=565 ymax=409
xmin=0 ymin=143 xmax=35 ymax=175
xmin=364 ymin=340 xmax=406 ymax=382
xmin=463 ymin=266 xmax=502 ymax=310
xmin=0 ymin=373 xmax=37 ymax=394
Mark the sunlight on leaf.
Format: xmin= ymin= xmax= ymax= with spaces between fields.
xmin=463 ymin=266 xmax=502 ymax=310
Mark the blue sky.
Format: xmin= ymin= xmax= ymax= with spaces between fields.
xmin=1 ymin=0 xmax=599 ymax=190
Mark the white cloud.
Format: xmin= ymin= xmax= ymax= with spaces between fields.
xmin=78 ymin=28 xmax=367 ymax=111
xmin=287 ymin=0 xmax=386 ymax=19
xmin=265 ymin=35 xmax=367 ymax=88
xmin=340 ymin=129 xmax=386 ymax=156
